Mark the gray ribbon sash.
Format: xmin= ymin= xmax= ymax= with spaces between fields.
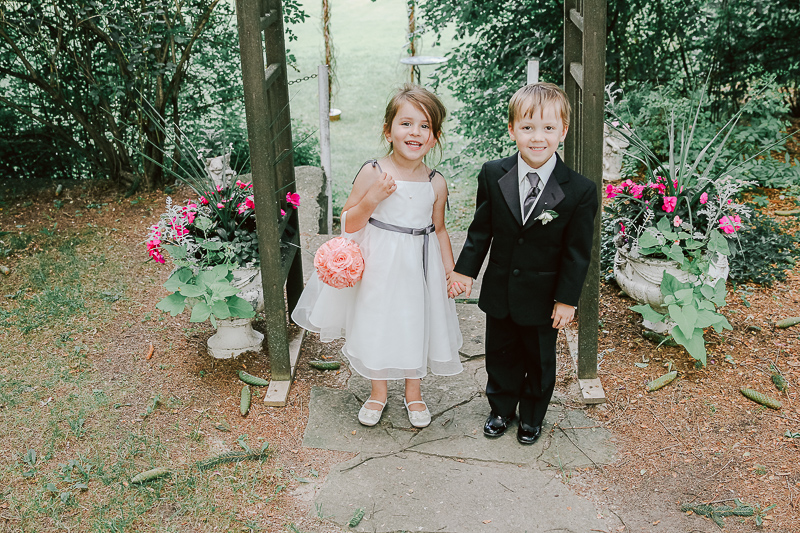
xmin=368 ymin=217 xmax=436 ymax=278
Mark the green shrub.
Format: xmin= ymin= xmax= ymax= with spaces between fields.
xmin=728 ymin=210 xmax=800 ymax=287
xmin=609 ymin=80 xmax=800 ymax=189
xmin=600 ymin=211 xmax=618 ymax=282
xmin=291 ymin=118 xmax=320 ymax=167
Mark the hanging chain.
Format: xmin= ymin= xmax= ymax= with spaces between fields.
xmin=287 ymin=73 xmax=318 ymax=85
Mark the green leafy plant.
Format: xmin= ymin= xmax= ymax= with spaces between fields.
xmin=157 ymin=264 xmax=255 ymax=327
xmin=142 ymin=123 xmax=301 ymax=325
xmin=604 ymin=83 xmax=794 ymax=365
xmin=728 ymin=210 xmax=800 ymax=287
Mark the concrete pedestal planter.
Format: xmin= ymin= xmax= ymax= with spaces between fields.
xmin=207 ymin=268 xmax=265 ymax=359
xmin=613 ymin=246 xmax=729 ymax=333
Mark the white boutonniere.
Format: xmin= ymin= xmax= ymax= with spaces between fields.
xmin=535 ymin=210 xmax=559 ymax=225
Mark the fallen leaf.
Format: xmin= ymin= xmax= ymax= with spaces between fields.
xmin=482 ymin=520 xmax=491 ymax=524
xmin=146 ymin=343 xmax=154 ymax=360
xmin=351 ymin=430 xmax=357 ymax=435
xmin=652 ymin=520 xmax=660 ymax=525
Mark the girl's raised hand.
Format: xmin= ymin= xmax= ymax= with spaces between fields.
xmin=366 ymin=172 xmax=397 ymax=203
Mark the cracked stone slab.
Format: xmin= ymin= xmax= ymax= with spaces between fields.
xmin=455 ymin=302 xmax=485 ymax=359
xmin=313 ymin=452 xmax=616 ymax=533
xmin=303 ymin=359 xmax=615 ymax=469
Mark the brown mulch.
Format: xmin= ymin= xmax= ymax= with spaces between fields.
xmin=1 ymin=166 xmax=799 ymax=532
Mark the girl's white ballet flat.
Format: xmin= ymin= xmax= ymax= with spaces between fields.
xmin=404 ymin=399 xmax=431 ymax=428
xmin=358 ymin=399 xmax=386 ymax=427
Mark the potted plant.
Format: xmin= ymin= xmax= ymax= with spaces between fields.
xmin=144 ymin=132 xmax=300 ymax=358
xmin=604 ymin=89 xmax=766 ymax=366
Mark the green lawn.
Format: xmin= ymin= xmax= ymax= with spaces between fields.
xmin=286 ymin=0 xmax=482 ymax=230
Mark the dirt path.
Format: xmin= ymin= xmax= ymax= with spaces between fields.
xmin=1 ymin=180 xmax=799 ymax=532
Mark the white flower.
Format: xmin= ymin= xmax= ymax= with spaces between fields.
xmin=535 ymin=210 xmax=559 ymax=225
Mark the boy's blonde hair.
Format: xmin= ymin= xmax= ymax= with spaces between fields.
xmin=508 ymin=82 xmax=571 ymax=129
xmin=382 ymin=84 xmax=447 ymax=158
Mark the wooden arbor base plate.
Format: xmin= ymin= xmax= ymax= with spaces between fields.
xmin=564 ymin=328 xmax=606 ymax=404
xmin=263 ymin=328 xmax=306 ymax=406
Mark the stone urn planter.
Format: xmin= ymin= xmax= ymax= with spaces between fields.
xmin=613 ymin=245 xmax=729 ymax=333
xmin=207 ymin=268 xmax=265 ymax=359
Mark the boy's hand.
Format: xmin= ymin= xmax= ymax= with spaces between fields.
xmin=551 ymin=302 xmax=575 ymax=329
xmin=447 ymin=271 xmax=473 ymax=299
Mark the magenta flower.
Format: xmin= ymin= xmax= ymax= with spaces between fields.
xmin=216 ymin=185 xmax=223 ymax=192
xmin=673 ymin=216 xmax=682 ymax=227
xmin=700 ymin=192 xmax=708 ymax=204
xmin=245 ymin=195 xmax=255 ymax=210
xmin=662 ymin=196 xmax=677 ymax=213
xmin=719 ymin=215 xmax=742 ymax=234
xmin=217 ymin=202 xmax=225 ymax=209
xmin=630 ymin=184 xmax=645 ymax=199
xmin=605 ymin=184 xmax=618 ymax=199
xmin=286 ymin=192 xmax=300 ymax=209
xmin=200 ymin=196 xmax=209 ymax=205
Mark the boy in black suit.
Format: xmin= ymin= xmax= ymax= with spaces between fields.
xmin=448 ymin=83 xmax=598 ymax=445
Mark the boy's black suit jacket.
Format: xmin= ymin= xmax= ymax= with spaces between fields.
xmin=454 ymin=153 xmax=599 ymax=326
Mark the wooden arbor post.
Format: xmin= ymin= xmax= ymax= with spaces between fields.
xmin=564 ymin=0 xmax=607 ymax=404
xmin=236 ymin=0 xmax=305 ymax=404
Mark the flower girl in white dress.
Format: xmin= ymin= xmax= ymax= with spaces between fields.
xmin=292 ymin=85 xmax=463 ymax=427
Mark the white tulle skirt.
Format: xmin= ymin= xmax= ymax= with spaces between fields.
xmin=292 ymin=211 xmax=463 ymax=380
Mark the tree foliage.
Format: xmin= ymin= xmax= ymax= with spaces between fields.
xmin=0 ymin=0 xmax=235 ymax=189
xmin=417 ymin=0 xmax=800 ymax=158
xmin=0 ymin=0 xmax=308 ymax=190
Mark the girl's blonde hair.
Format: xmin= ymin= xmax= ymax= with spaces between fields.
xmin=508 ymin=82 xmax=571 ymax=129
xmin=382 ymin=84 xmax=447 ymax=162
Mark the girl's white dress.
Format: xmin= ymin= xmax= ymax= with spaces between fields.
xmin=291 ymin=174 xmax=463 ymax=380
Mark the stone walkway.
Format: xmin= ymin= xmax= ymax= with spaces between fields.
xmin=294 ymin=231 xmax=622 ymax=532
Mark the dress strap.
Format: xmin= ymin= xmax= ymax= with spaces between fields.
xmin=428 ymin=168 xmax=451 ymax=211
xmin=353 ymin=159 xmax=384 ymax=183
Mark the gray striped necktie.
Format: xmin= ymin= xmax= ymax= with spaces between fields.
xmin=523 ymin=171 xmax=541 ymax=219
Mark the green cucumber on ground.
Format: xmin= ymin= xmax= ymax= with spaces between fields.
xmin=131 ymin=466 xmax=170 ymax=484
xmin=238 ymin=370 xmax=269 ymax=387
xmin=776 ymin=317 xmax=800 ymax=329
xmin=740 ymin=388 xmax=782 ymax=410
xmin=240 ymin=385 xmax=251 ymax=416
xmin=646 ymin=371 xmax=678 ymax=392
xmin=308 ymin=360 xmax=341 ymax=370
xmin=348 ymin=508 xmax=365 ymax=527
xmin=772 ymin=373 xmax=787 ymax=392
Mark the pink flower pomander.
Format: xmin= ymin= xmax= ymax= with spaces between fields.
xmin=314 ymin=237 xmax=364 ymax=289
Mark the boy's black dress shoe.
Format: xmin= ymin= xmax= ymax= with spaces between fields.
xmin=483 ymin=414 xmax=515 ymax=437
xmin=517 ymin=423 xmax=542 ymax=445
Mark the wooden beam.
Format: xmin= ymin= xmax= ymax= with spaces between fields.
xmin=260 ymin=9 xmax=278 ymax=31
xmin=576 ymin=0 xmax=606 ymax=381
xmin=262 ymin=0 xmax=304 ymax=321
xmin=263 ymin=63 xmax=280 ymax=92
xmin=569 ymin=62 xmax=584 ymax=90
xmin=236 ymin=0 xmax=292 ymax=381
xmin=263 ymin=328 xmax=305 ymax=406
xmin=569 ymin=8 xmax=584 ymax=32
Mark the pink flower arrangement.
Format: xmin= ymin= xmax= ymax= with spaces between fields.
xmin=314 ymin=237 xmax=364 ymax=289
